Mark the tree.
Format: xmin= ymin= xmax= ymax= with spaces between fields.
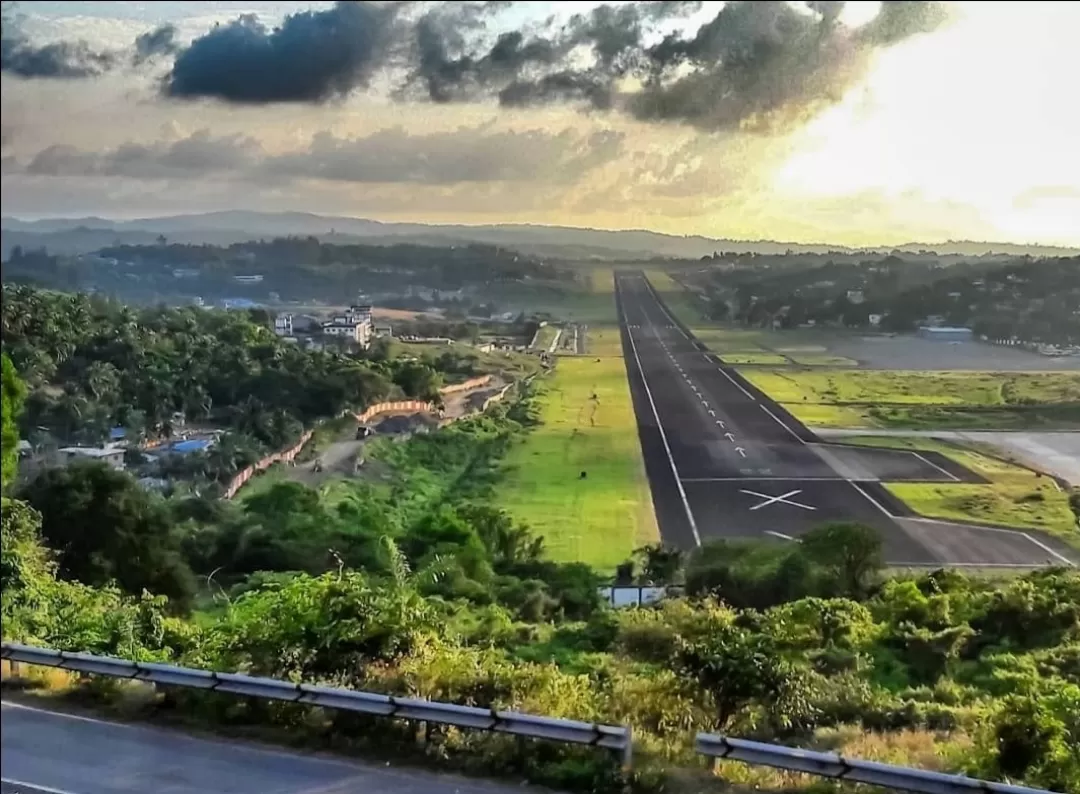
xmin=800 ymin=522 xmax=884 ymax=597
xmin=1 ymin=353 xmax=27 ymax=489
xmin=18 ymin=462 xmax=196 ymax=610
xmin=676 ymin=625 xmax=813 ymax=731
xmin=633 ymin=543 xmax=685 ymax=585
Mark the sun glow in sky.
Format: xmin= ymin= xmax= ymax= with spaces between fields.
xmin=775 ymin=1 xmax=1080 ymax=245
xmin=1 ymin=1 xmax=1077 ymax=248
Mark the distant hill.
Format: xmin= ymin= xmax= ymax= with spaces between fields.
xmin=3 ymin=211 xmax=1077 ymax=260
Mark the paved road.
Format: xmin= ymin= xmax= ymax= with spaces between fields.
xmin=615 ymin=272 xmax=1077 ymax=567
xmin=0 ymin=701 xmax=529 ymax=794
xmin=816 ymin=428 xmax=1080 ymax=486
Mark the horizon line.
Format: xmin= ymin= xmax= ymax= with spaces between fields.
xmin=3 ymin=210 xmax=1078 ymax=253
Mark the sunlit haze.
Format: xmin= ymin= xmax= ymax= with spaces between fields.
xmin=2 ymin=1 xmax=1077 ymax=247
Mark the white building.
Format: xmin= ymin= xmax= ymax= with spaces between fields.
xmin=323 ymin=306 xmax=372 ymax=347
xmin=56 ymin=445 xmax=126 ymax=470
xmin=274 ymin=314 xmax=294 ymax=336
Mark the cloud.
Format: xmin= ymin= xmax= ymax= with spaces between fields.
xmin=14 ymin=125 xmax=624 ymax=186
xmin=158 ymin=0 xmax=950 ymax=133
xmin=1 ymin=2 xmax=121 ymax=78
xmin=163 ymin=1 xmax=402 ymax=104
xmin=24 ymin=130 xmax=262 ymax=179
xmin=265 ymin=127 xmax=624 ymax=184
xmin=4 ymin=1 xmax=952 ymax=135
xmin=1 ymin=3 xmax=175 ymax=77
xmin=132 ymin=25 xmax=179 ymax=67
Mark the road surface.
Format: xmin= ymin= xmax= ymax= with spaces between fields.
xmin=615 ymin=272 xmax=1076 ymax=567
xmin=0 ymin=700 xmax=531 ymax=794
xmin=815 ymin=428 xmax=1080 ymax=487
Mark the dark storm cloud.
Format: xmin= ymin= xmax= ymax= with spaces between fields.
xmin=1 ymin=3 xmax=174 ymax=77
xmin=5 ymin=0 xmax=952 ymax=134
xmin=133 ymin=25 xmax=179 ymax=66
xmin=163 ymin=1 xmax=402 ymax=104
xmin=402 ymin=0 xmax=951 ymax=131
xmin=14 ymin=126 xmax=623 ymax=186
xmin=1 ymin=1 xmax=120 ymax=79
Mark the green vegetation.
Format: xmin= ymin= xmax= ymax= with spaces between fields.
xmin=4 ymin=304 xmax=1080 ymax=794
xmin=742 ymin=369 xmax=1080 ymax=429
xmin=720 ymin=352 xmax=789 ymax=365
xmin=842 ymin=436 xmax=1079 ymax=543
xmin=497 ymin=356 xmax=657 ymax=571
xmin=587 ymin=327 xmax=626 ymax=358
xmin=1 ymin=352 xmax=25 ymax=488
xmin=685 ymin=254 xmax=1080 ymax=346
xmin=5 ymin=238 xmax=570 ymax=316
xmin=0 ymin=285 xmax=533 ymax=490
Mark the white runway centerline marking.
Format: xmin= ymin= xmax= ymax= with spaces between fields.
xmin=741 ymin=488 xmax=817 ymax=511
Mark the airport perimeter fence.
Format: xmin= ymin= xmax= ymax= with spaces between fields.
xmin=0 ymin=643 xmax=1054 ymax=794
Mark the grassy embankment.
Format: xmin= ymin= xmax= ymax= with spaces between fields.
xmin=740 ymin=369 xmax=1080 ymax=430
xmin=532 ymin=324 xmax=560 ymax=351
xmin=497 ymin=326 xmax=659 ymax=571
xmin=842 ymin=435 xmax=1078 ymax=545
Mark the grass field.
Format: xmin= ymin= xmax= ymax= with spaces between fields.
xmin=497 ymin=355 xmax=659 ymax=571
xmin=843 ymin=435 xmax=1078 ymax=544
xmin=721 ymin=352 xmax=790 ymax=365
xmin=587 ymin=326 xmax=626 ymax=357
xmin=742 ymin=369 xmax=1080 ymax=429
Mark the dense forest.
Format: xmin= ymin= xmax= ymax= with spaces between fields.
xmin=2 ymin=238 xmax=576 ymax=307
xmin=0 ymin=285 xmax=502 ymax=487
xmin=692 ymin=256 xmax=1080 ymax=344
xmin=2 ymin=341 xmax=1078 ymax=793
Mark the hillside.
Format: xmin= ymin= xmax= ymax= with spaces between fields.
xmin=4 ymin=211 xmax=1078 ymax=260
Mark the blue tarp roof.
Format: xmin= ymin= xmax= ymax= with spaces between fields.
xmin=170 ymin=439 xmax=211 ymax=453
xmin=109 ymin=427 xmax=127 ymax=439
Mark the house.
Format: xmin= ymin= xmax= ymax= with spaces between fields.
xmin=868 ymin=314 xmax=883 ymax=328
xmin=846 ymin=289 xmax=865 ymax=304
xmin=233 ymin=274 xmax=264 ymax=284
xmin=322 ymin=305 xmax=373 ymax=347
xmin=373 ymin=323 xmax=393 ymax=338
xmin=274 ymin=314 xmax=294 ymax=336
xmin=56 ymin=445 xmax=126 ymax=469
xmin=172 ymin=268 xmax=200 ymax=279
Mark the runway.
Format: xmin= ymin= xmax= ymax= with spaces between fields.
xmin=615 ymin=272 xmax=1077 ymax=567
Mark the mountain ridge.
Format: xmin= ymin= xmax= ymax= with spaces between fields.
xmin=4 ymin=211 xmax=1077 ymax=259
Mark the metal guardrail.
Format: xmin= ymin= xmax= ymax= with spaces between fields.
xmin=695 ymin=734 xmax=1052 ymax=794
xmin=1 ymin=643 xmax=631 ymax=768
xmin=1 ymin=643 xmax=1053 ymax=793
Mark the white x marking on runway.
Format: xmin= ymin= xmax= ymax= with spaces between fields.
xmin=740 ymin=489 xmax=816 ymax=511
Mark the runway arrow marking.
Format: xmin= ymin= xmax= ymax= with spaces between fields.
xmin=707 ymin=409 xmax=715 ymax=416
xmin=716 ymin=420 xmax=725 ymax=428
xmin=735 ymin=447 xmax=747 ymax=457
xmin=724 ymin=432 xmax=736 ymax=442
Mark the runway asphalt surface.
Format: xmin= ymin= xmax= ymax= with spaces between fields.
xmin=0 ymin=700 xmax=531 ymax=794
xmin=615 ymin=272 xmax=1077 ymax=567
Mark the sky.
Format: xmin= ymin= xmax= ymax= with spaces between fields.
xmin=1 ymin=1 xmax=1078 ymax=247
